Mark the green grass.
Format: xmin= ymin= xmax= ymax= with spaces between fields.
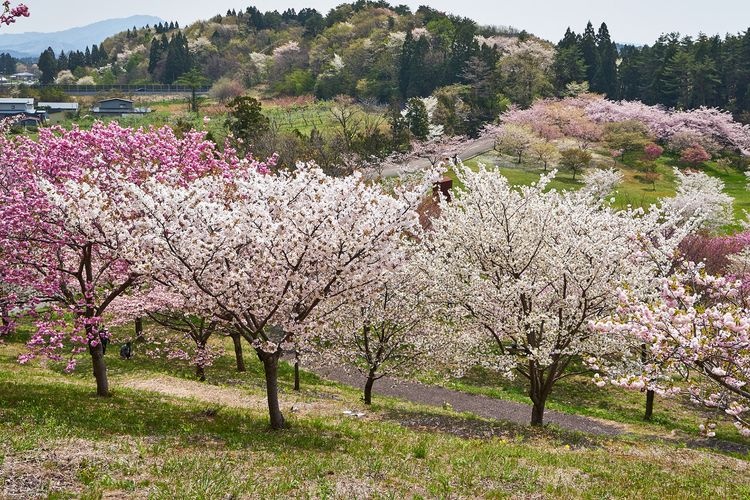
xmin=461 ymin=149 xmax=750 ymax=230
xmin=3 ymin=332 xmax=750 ymax=498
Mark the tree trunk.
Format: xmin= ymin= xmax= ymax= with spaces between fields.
xmin=364 ymin=373 xmax=376 ymax=405
xmin=134 ymin=317 xmax=144 ymax=343
xmin=196 ymin=364 xmax=206 ymax=382
xmin=1 ymin=309 xmax=9 ymax=328
xmin=258 ymin=350 xmax=285 ymax=430
xmin=641 ymin=344 xmax=654 ymax=420
xmin=644 ymin=390 xmax=655 ymax=421
xmin=89 ymin=341 xmax=109 ymax=397
xmin=293 ymin=359 xmax=300 ymax=391
xmin=231 ymin=334 xmax=246 ymax=372
xmin=531 ymin=399 xmax=546 ymax=426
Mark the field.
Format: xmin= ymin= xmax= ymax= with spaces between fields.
xmin=3 ymin=324 xmax=750 ymax=498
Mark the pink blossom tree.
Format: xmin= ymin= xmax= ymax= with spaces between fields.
xmin=680 ymin=144 xmax=712 ymax=166
xmin=644 ymin=143 xmax=664 ymax=161
xmin=124 ymin=166 xmax=433 ymax=429
xmin=594 ymin=264 xmax=750 ymax=436
xmin=0 ymin=122 xmax=268 ymax=396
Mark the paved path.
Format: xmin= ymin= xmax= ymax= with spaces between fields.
xmin=312 ymin=365 xmax=623 ymax=436
xmin=382 ymin=136 xmax=496 ymax=177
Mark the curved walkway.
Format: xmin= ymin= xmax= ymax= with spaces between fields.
xmin=312 ymin=366 xmax=623 ymax=436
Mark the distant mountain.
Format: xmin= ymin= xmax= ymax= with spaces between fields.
xmin=0 ymin=15 xmax=163 ymax=58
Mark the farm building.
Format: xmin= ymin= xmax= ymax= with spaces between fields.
xmin=92 ymin=98 xmax=150 ymax=116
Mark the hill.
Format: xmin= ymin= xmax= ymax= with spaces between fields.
xmin=2 ymin=331 xmax=750 ymax=498
xmin=0 ymin=15 xmax=162 ymax=58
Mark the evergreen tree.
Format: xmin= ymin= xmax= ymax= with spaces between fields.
xmin=225 ymin=96 xmax=271 ymax=153
xmin=580 ymin=21 xmax=598 ymax=85
xmin=57 ymin=50 xmax=68 ymax=71
xmin=148 ymin=37 xmax=162 ymax=74
xmin=405 ymin=97 xmax=430 ymax=140
xmin=90 ymin=45 xmax=99 ymax=66
xmin=594 ymin=23 xmax=618 ymax=97
xmin=554 ymin=29 xmax=586 ymax=91
xmin=37 ymin=47 xmax=57 ymax=84
xmin=163 ymin=32 xmax=191 ymax=83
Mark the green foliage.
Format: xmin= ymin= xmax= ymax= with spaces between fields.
xmin=174 ymin=68 xmax=209 ymax=113
xmin=225 ymin=96 xmax=271 ymax=152
xmin=405 ymin=97 xmax=429 ymax=140
xmin=603 ymin=120 xmax=651 ymax=156
xmin=37 ymin=47 xmax=57 ymax=84
xmin=275 ymin=69 xmax=315 ymax=96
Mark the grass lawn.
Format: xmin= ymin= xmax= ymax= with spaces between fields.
xmin=461 ymin=149 xmax=750 ymax=230
xmin=3 ymin=328 xmax=750 ymax=498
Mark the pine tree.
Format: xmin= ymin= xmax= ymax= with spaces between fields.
xmin=580 ymin=21 xmax=598 ymax=85
xmin=91 ymin=44 xmax=100 ymax=67
xmin=594 ymin=23 xmax=618 ymax=97
xmin=37 ymin=47 xmax=57 ymax=84
xmin=148 ymin=37 xmax=162 ymax=74
xmin=57 ymin=50 xmax=68 ymax=71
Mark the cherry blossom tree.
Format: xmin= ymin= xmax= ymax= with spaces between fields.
xmin=124 ymin=166 xmax=434 ymax=429
xmin=0 ymin=122 xmax=268 ymax=396
xmin=419 ymin=165 xmax=695 ymax=426
xmin=0 ymin=1 xmax=29 ymax=26
xmin=581 ymin=168 xmax=623 ymax=200
xmin=528 ymin=141 xmax=560 ymax=172
xmin=594 ymin=264 xmax=750 ymax=436
xmin=644 ymin=143 xmax=664 ymax=161
xmin=490 ymin=124 xmax=539 ymax=163
xmin=108 ymin=287 xmax=229 ymax=381
xmin=314 ymin=264 xmax=444 ymax=404
xmin=503 ymin=95 xmax=750 ymax=155
xmin=680 ymin=144 xmax=712 ymax=166
xmin=661 ymin=168 xmax=733 ymax=230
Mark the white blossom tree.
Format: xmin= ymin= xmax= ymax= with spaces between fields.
xmin=124 ymin=166 xmax=434 ymax=429
xmin=661 ymin=168 xmax=734 ymax=230
xmin=419 ymin=165 xmax=696 ymax=426
xmin=314 ymin=263 xmax=444 ymax=404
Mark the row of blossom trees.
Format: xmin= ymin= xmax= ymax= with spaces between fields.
xmin=4 ymin=120 xmax=750 ymax=431
xmin=0 ymin=121 xmax=434 ymax=429
xmin=500 ymin=94 xmax=750 ymax=160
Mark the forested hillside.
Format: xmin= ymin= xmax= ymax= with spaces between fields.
xmin=20 ymin=1 xmax=750 ymax=125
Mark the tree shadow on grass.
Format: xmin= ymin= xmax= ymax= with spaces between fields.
xmin=0 ymin=378 xmax=358 ymax=453
xmin=384 ymin=408 xmax=602 ymax=450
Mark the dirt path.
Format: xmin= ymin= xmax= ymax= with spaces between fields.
xmin=311 ymin=366 xmax=624 ymax=436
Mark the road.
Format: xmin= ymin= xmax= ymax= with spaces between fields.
xmin=382 ymin=135 xmax=495 ymax=177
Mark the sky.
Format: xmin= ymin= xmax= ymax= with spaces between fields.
xmin=4 ymin=0 xmax=750 ymax=44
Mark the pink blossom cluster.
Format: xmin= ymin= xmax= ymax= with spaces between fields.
xmin=593 ymin=264 xmax=750 ymax=435
xmin=0 ymin=1 xmax=28 ymax=26
xmin=680 ymin=232 xmax=750 ymax=275
xmin=0 ymin=121 xmax=273 ymax=369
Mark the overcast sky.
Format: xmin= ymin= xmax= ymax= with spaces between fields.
xmin=4 ymin=0 xmax=749 ymax=44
